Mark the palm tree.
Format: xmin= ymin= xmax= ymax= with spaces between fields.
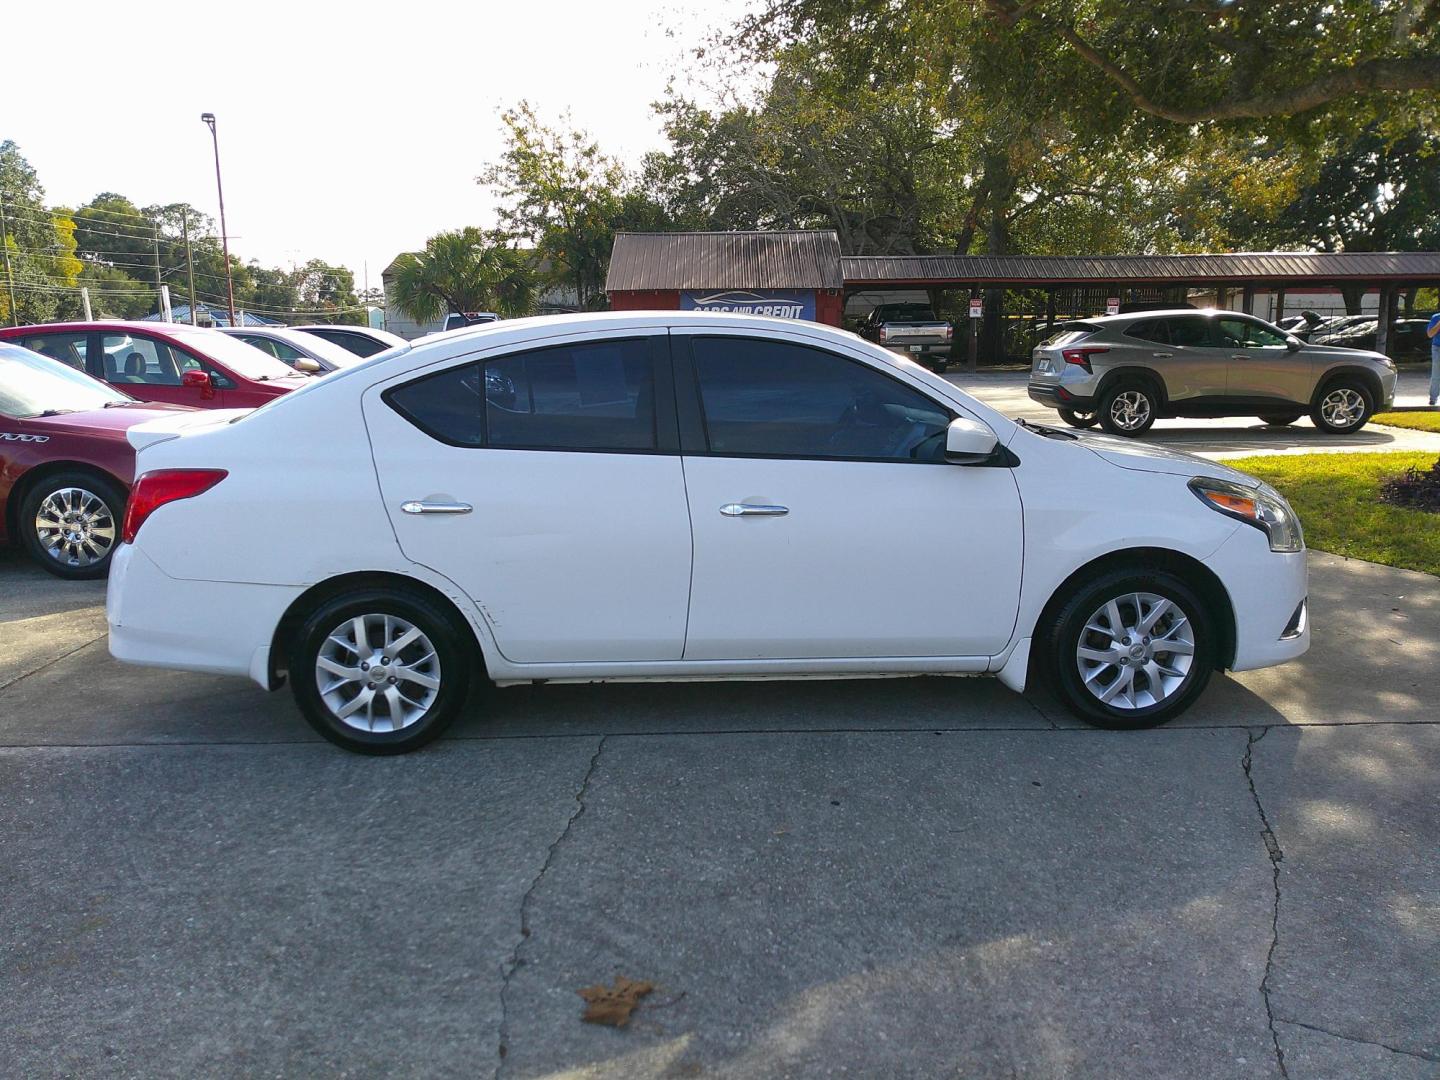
xmin=389 ymin=228 xmax=538 ymax=322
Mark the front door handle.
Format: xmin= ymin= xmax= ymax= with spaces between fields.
xmin=719 ymin=503 xmax=789 ymax=517
xmin=401 ymin=500 xmax=472 ymax=515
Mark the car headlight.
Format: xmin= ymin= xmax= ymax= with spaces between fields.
xmin=1189 ymin=477 xmax=1304 ymax=553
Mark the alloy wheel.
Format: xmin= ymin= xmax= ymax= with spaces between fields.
xmin=1108 ymin=391 xmax=1152 ymax=431
xmin=1075 ymin=592 xmax=1195 ymax=711
xmin=314 ymin=613 xmax=443 ymax=733
xmin=1319 ymin=387 xmax=1365 ymax=429
xmin=33 ymin=486 xmax=116 ymax=569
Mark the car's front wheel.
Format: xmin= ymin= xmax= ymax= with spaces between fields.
xmin=1098 ymin=383 xmax=1158 ymax=437
xmin=1310 ymin=382 xmax=1373 ymax=434
xmin=1041 ymin=568 xmax=1215 ymax=729
xmin=1057 ymin=408 xmax=1099 ymax=429
xmin=19 ymin=470 xmax=124 ymax=579
xmin=290 ymin=587 xmax=474 ymax=754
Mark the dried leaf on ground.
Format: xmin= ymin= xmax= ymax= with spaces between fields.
xmin=578 ymin=976 xmax=655 ymax=1027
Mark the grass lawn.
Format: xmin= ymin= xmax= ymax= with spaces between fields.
xmin=1372 ymin=411 xmax=1440 ymax=433
xmin=1225 ymin=451 xmax=1440 ymax=577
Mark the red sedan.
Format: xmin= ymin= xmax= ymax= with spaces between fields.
xmin=0 ymin=321 xmax=309 ymax=408
xmin=0 ymin=343 xmax=199 ymax=578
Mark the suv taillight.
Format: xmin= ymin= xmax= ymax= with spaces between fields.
xmin=1061 ymin=346 xmax=1108 ymax=373
xmin=122 ymin=469 xmax=228 ymax=543
xmin=943 ymin=324 xmax=953 ymax=340
xmin=878 ymin=326 xmax=888 ymax=343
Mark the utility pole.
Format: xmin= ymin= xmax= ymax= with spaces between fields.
xmin=200 ymin=112 xmax=237 ymax=326
xmin=152 ymin=223 xmax=165 ymax=319
xmin=0 ymin=192 xmax=17 ymax=326
xmin=182 ymin=210 xmax=198 ymax=325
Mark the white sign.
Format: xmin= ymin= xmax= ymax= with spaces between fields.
xmin=969 ymin=297 xmax=983 ymax=319
xmin=1106 ymin=296 xmax=1120 ymax=316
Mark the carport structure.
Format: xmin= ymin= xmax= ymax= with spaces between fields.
xmin=842 ymin=251 xmax=1440 ymax=366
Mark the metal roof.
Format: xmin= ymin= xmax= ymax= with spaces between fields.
xmin=841 ymin=251 xmax=1440 ymax=286
xmin=607 ymin=231 xmax=845 ymax=291
xmin=140 ymin=303 xmax=282 ymax=327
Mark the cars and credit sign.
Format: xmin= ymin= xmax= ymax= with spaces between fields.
xmin=681 ymin=290 xmax=815 ymax=320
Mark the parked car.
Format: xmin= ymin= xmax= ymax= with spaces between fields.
xmin=0 ymin=322 xmax=309 ymax=408
xmin=219 ymin=326 xmax=366 ymax=375
xmin=291 ymin=325 xmax=409 ymax=358
xmin=1323 ymin=318 xmax=1435 ymax=363
xmin=1304 ymin=314 xmax=1377 ymax=344
xmin=1027 ymin=308 xmax=1396 ymax=436
xmin=858 ymin=303 xmax=954 ymax=372
xmin=443 ymin=312 xmax=499 ymax=332
xmin=108 ymin=311 xmax=1309 ymax=753
xmin=0 ymin=344 xmax=198 ymax=578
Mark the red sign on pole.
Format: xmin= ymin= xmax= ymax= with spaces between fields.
xmin=969 ymin=297 xmax=983 ymax=319
xmin=1106 ymin=296 xmax=1120 ymax=315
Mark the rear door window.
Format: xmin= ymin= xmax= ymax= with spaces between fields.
xmin=1166 ymin=316 xmax=1215 ymax=348
xmin=1124 ymin=320 xmax=1170 ymax=344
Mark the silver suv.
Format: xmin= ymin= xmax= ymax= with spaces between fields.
xmin=1028 ymin=309 xmax=1397 ymax=436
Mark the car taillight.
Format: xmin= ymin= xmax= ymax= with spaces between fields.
xmin=878 ymin=326 xmax=888 ymax=343
xmin=122 ymin=469 xmax=228 ymax=544
xmin=1061 ymin=346 xmax=1108 ymax=373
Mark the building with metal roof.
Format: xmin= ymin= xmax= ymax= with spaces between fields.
xmin=140 ymin=303 xmax=281 ymax=328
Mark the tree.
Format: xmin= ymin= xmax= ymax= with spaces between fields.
xmin=388 ymin=228 xmax=538 ymax=324
xmin=1 ymin=141 xmax=75 ymax=324
xmin=479 ymin=102 xmax=665 ymax=309
xmin=293 ymin=259 xmax=363 ymax=324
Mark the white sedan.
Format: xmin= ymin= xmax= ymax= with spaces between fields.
xmin=107 ymin=312 xmax=1309 ymax=753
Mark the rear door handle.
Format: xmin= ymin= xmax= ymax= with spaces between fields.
xmin=401 ymin=500 xmax=472 ymax=515
xmin=1151 ymin=352 xmax=1173 ymax=358
xmin=720 ymin=503 xmax=788 ymax=517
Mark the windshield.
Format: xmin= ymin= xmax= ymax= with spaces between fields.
xmin=167 ymin=329 xmax=302 ymax=380
xmin=0 ymin=345 xmax=131 ymax=417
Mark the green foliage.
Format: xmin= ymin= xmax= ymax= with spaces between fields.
xmin=388 ymin=228 xmax=538 ymax=323
xmin=1227 ymin=452 xmax=1440 ymax=577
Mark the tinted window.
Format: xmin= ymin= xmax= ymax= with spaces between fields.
xmin=1167 ymin=317 xmax=1214 ymax=348
xmin=388 ymin=338 xmax=656 ymax=451
xmin=1125 ymin=319 xmax=1170 ymax=344
xmin=691 ymin=337 xmax=951 ymax=462
xmin=1215 ymin=318 xmax=1288 ymax=349
xmin=21 ymin=332 xmax=88 ymax=372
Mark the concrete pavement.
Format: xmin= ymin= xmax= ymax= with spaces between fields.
xmin=950 ymin=368 xmax=1440 ymax=460
xmin=1 ymin=545 xmax=1437 ymax=1078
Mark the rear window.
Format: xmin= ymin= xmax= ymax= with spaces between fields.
xmin=1042 ymin=323 xmax=1100 ymax=347
xmin=1124 ymin=319 xmax=1170 ymax=344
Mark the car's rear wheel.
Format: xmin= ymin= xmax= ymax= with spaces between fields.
xmin=1098 ymin=383 xmax=1158 ymax=437
xmin=1057 ymin=408 xmax=1099 ymax=429
xmin=290 ymin=587 xmax=473 ymax=754
xmin=1257 ymin=411 xmax=1303 ymax=426
xmin=1310 ymin=382 xmax=1373 ymax=434
xmin=1041 ymin=568 xmax=1215 ymax=729
xmin=18 ymin=470 xmax=124 ymax=579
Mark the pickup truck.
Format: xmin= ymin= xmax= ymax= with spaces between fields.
xmin=858 ymin=304 xmax=954 ymax=372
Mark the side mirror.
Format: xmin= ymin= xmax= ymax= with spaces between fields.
xmin=944 ymin=417 xmax=999 ymax=464
xmin=1285 ymin=336 xmax=1302 ymax=352
xmin=181 ymin=369 xmax=216 ymax=400
xmin=294 ymin=357 xmax=322 ymax=374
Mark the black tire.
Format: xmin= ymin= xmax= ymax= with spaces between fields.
xmin=1040 ymin=567 xmax=1215 ymax=730
xmin=289 ymin=587 xmax=474 ymax=754
xmin=1098 ymin=381 xmax=1158 ymax=437
xmin=932 ymin=360 xmax=949 ymax=374
xmin=1057 ymin=408 xmax=1100 ymax=429
xmin=17 ymin=470 xmax=125 ymax=580
xmin=1257 ymin=411 xmax=1303 ymax=426
xmin=1309 ymin=381 xmax=1373 ymax=434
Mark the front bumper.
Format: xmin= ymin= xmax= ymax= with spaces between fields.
xmin=1204 ymin=527 xmax=1310 ymax=672
xmin=1028 ymin=383 xmax=1096 ymax=411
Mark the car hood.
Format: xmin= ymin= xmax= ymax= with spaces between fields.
xmin=1305 ymin=343 xmax=1389 ymax=363
xmin=23 ymin=402 xmax=199 ymax=438
xmin=1070 ymin=430 xmax=1261 ymax=487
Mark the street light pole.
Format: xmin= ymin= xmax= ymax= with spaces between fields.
xmin=200 ymin=112 xmax=237 ymax=326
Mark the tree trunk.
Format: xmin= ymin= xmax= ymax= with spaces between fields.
xmin=979 ymin=152 xmax=1017 ymax=365
xmin=1340 ymin=284 xmax=1366 ymax=315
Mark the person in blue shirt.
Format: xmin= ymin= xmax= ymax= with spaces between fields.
xmin=1429 ymin=311 xmax=1440 ymax=406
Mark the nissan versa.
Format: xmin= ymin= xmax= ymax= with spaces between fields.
xmin=107 ymin=312 xmax=1310 ymax=754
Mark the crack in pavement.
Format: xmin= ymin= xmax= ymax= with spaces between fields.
xmin=1 ymin=633 xmax=106 ymax=693
xmin=1243 ymin=727 xmax=1288 ymax=1080
xmin=1275 ymin=1018 xmax=1440 ymax=1064
xmin=494 ymin=734 xmax=607 ymax=1079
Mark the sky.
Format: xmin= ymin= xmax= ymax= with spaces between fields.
xmin=3 ymin=0 xmax=752 ymax=293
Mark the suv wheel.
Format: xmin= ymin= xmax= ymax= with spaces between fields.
xmin=19 ymin=471 xmax=124 ymax=580
xmin=1257 ymin=411 xmax=1303 ymax=426
xmin=1310 ymin=382 xmax=1373 ymax=434
xmin=1099 ymin=383 xmax=1158 ymax=437
xmin=1041 ymin=568 xmax=1215 ymax=729
xmin=1057 ymin=408 xmax=1099 ymax=429
xmin=290 ymin=587 xmax=474 ymax=754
